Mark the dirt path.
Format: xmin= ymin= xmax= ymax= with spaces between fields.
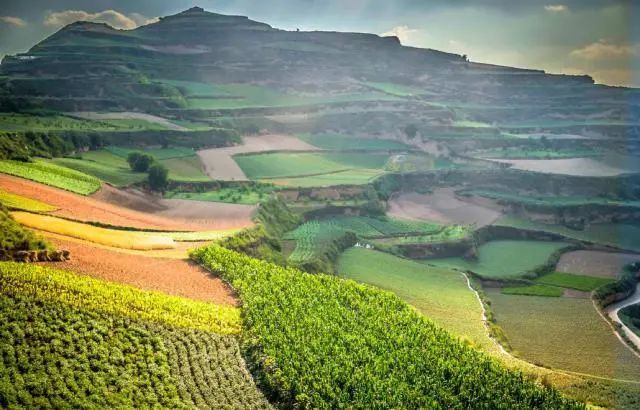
xmin=45 ymin=235 xmax=237 ymax=305
xmin=0 ymin=174 xmax=255 ymax=231
xmin=197 ymin=134 xmax=319 ymax=180
xmin=604 ymin=284 xmax=640 ymax=353
xmin=387 ymin=188 xmax=502 ymax=227
xmin=557 ymin=250 xmax=640 ymax=278
xmin=68 ymin=111 xmax=188 ymax=131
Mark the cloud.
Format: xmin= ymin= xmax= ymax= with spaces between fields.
xmin=381 ymin=25 xmax=423 ymax=46
xmin=44 ymin=10 xmax=157 ymax=30
xmin=544 ymin=4 xmax=568 ymax=13
xmin=569 ymin=39 xmax=638 ymax=61
xmin=0 ymin=16 xmax=27 ymax=28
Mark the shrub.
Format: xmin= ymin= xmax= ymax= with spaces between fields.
xmin=148 ymin=163 xmax=169 ymax=192
xmin=126 ymin=152 xmax=154 ymax=172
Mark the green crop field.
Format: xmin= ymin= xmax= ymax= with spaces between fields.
xmin=0 ymin=160 xmax=101 ymax=195
xmin=338 ymin=248 xmax=496 ymax=352
xmin=475 ymin=148 xmax=599 ymax=159
xmin=167 ymin=185 xmax=276 ymax=204
xmin=535 ymin=272 xmax=615 ymax=292
xmin=465 ymin=190 xmax=640 ymax=208
xmin=192 ymin=245 xmax=580 ymax=409
xmin=0 ymin=113 xmax=150 ymax=132
xmin=298 ymin=132 xmax=411 ymax=151
xmin=285 ymin=216 xmax=440 ymax=266
xmin=106 ymin=146 xmax=197 ymax=160
xmin=501 ymin=284 xmax=564 ymax=297
xmin=50 ymin=151 xmax=146 ymax=187
xmin=0 ymin=262 xmax=270 ymax=409
xmin=235 ymin=152 xmax=390 ymax=179
xmin=268 ymin=168 xmax=383 ymax=187
xmin=427 ymin=240 xmax=568 ymax=279
xmin=487 ymin=289 xmax=640 ymax=380
xmin=372 ymin=225 xmax=471 ymax=246
xmin=495 ymin=216 xmax=640 ymax=252
xmin=385 ymin=154 xmax=464 ymax=172
xmin=160 ymin=156 xmax=209 ymax=182
xmin=0 ymin=190 xmax=56 ymax=212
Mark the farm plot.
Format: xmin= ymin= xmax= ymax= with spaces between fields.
xmin=0 ymin=113 xmax=148 ymax=132
xmin=464 ymin=190 xmax=640 ymax=208
xmin=0 ymin=263 xmax=270 ymax=409
xmin=0 ymin=160 xmax=101 ymax=195
xmin=495 ymin=216 xmax=640 ymax=252
xmin=473 ymin=147 xmax=599 ymax=159
xmin=267 ymin=168 xmax=383 ymax=187
xmin=337 ymin=248 xmax=497 ymax=353
xmin=197 ymin=134 xmax=319 ymax=180
xmin=51 ymin=150 xmax=146 ymax=187
xmin=487 ymin=289 xmax=640 ymax=380
xmin=490 ymin=157 xmax=629 ymax=177
xmin=166 ymin=184 xmax=277 ymax=205
xmin=427 ymin=240 xmax=568 ymax=279
xmin=556 ymin=250 xmax=640 ymax=278
xmin=0 ymin=189 xmax=56 ymax=212
xmin=371 ymin=225 xmax=471 ymax=247
xmin=298 ymin=132 xmax=410 ymax=151
xmin=285 ymin=216 xmax=441 ymax=266
xmin=12 ymin=212 xmax=176 ymax=250
xmin=388 ymin=189 xmax=502 ymax=227
xmin=535 ymin=272 xmax=615 ymax=292
xmin=234 ymin=152 xmax=390 ymax=179
xmin=69 ymin=111 xmax=190 ymax=131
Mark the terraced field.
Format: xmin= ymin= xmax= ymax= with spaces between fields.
xmin=0 ymin=189 xmax=56 ymax=212
xmin=338 ymin=248 xmax=496 ymax=352
xmin=51 ymin=151 xmax=146 ymax=187
xmin=0 ymin=262 xmax=269 ymax=409
xmin=464 ymin=190 xmax=640 ymax=208
xmin=298 ymin=132 xmax=410 ymax=151
xmin=0 ymin=160 xmax=101 ymax=195
xmin=427 ymin=240 xmax=568 ymax=279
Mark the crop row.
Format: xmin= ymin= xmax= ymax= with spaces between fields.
xmin=0 ymin=190 xmax=56 ymax=213
xmin=0 ymin=264 xmax=269 ymax=409
xmin=192 ymin=245 xmax=583 ymax=409
xmin=0 ymin=160 xmax=101 ymax=195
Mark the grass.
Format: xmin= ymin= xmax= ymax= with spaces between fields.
xmin=11 ymin=212 xmax=176 ymax=250
xmin=487 ymin=289 xmax=640 ymax=380
xmin=501 ymin=284 xmax=563 ymax=297
xmin=159 ymin=156 xmax=209 ymax=182
xmin=0 ymin=160 xmax=101 ymax=195
xmin=427 ymin=240 xmax=568 ymax=279
xmin=235 ymin=152 xmax=389 ymax=179
xmin=268 ymin=168 xmax=384 ymax=187
xmin=337 ymin=248 xmax=497 ymax=352
xmin=535 ymin=272 xmax=615 ymax=292
xmin=50 ymin=151 xmax=146 ymax=187
xmin=0 ymin=190 xmax=56 ymax=212
xmin=495 ymin=216 xmax=640 ymax=252
xmin=166 ymin=186 xmax=276 ymax=205
xmin=297 ymin=132 xmax=410 ymax=150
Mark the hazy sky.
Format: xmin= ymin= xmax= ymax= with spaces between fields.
xmin=0 ymin=0 xmax=638 ymax=87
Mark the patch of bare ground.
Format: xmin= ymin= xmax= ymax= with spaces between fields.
xmin=490 ymin=158 xmax=625 ymax=177
xmin=43 ymin=234 xmax=237 ymax=305
xmin=0 ymin=174 xmax=255 ymax=231
xmin=197 ymin=134 xmax=320 ymax=180
xmin=387 ymin=188 xmax=503 ymax=227
xmin=556 ymin=250 xmax=640 ymax=278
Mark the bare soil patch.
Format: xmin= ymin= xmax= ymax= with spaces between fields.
xmin=68 ymin=111 xmax=188 ymax=131
xmin=491 ymin=158 xmax=625 ymax=177
xmin=1 ymin=174 xmax=255 ymax=231
xmin=388 ymin=188 xmax=502 ymax=227
xmin=556 ymin=250 xmax=640 ymax=278
xmin=44 ymin=235 xmax=237 ymax=305
xmin=197 ymin=134 xmax=319 ymax=180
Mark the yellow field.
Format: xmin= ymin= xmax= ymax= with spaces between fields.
xmin=12 ymin=212 xmax=177 ymax=250
xmin=0 ymin=189 xmax=57 ymax=212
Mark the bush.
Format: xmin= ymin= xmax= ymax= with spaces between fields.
xmin=148 ymin=163 xmax=169 ymax=192
xmin=0 ymin=205 xmax=48 ymax=253
xmin=127 ymin=152 xmax=154 ymax=172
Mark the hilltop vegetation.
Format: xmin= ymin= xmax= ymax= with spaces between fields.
xmin=192 ymin=245 xmax=582 ymax=409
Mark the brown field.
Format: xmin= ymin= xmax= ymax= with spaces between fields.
xmin=387 ymin=188 xmax=502 ymax=227
xmin=197 ymin=134 xmax=319 ymax=180
xmin=556 ymin=250 xmax=640 ymax=278
xmin=491 ymin=158 xmax=626 ymax=177
xmin=44 ymin=234 xmax=237 ymax=305
xmin=1 ymin=174 xmax=255 ymax=230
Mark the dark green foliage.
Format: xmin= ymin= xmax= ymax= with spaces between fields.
xmin=192 ymin=245 xmax=584 ymax=409
xmin=0 ymin=205 xmax=47 ymax=252
xmin=593 ymin=263 xmax=640 ymax=307
xmin=126 ymin=151 xmax=154 ymax=172
xmin=619 ymin=304 xmax=640 ymax=337
xmin=404 ymin=123 xmax=418 ymax=139
xmin=148 ymin=163 xmax=169 ymax=192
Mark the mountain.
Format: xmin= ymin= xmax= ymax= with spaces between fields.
xmin=0 ymin=6 xmax=637 ymax=139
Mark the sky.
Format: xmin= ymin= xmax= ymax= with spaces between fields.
xmin=0 ymin=0 xmax=638 ymax=87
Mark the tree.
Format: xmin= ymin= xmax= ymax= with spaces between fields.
xmin=148 ymin=163 xmax=168 ymax=192
xmin=404 ymin=124 xmax=418 ymax=139
xmin=127 ymin=152 xmax=154 ymax=172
